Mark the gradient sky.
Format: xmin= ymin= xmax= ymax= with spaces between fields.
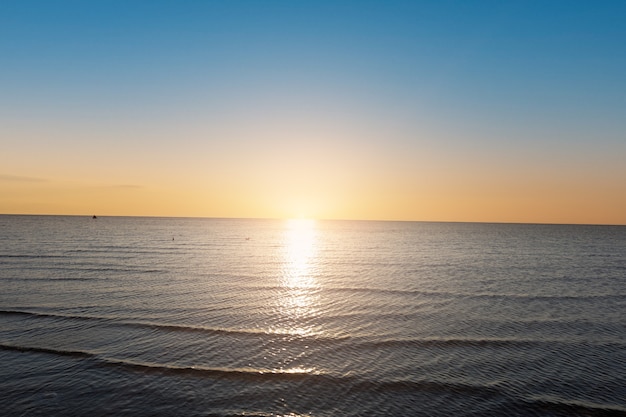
xmin=1 ymin=1 xmax=625 ymax=224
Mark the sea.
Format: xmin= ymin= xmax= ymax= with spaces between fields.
xmin=0 ymin=215 xmax=624 ymax=417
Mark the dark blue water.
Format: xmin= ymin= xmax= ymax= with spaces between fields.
xmin=1 ymin=215 xmax=625 ymax=416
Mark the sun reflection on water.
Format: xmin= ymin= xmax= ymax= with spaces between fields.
xmin=274 ymin=218 xmax=319 ymax=336
xmin=264 ymin=219 xmax=321 ymax=375
xmin=284 ymin=218 xmax=317 ymax=288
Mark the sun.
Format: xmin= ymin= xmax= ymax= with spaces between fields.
xmin=286 ymin=217 xmax=316 ymax=231
xmin=279 ymin=195 xmax=325 ymax=221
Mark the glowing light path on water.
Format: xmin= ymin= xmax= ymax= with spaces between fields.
xmin=276 ymin=219 xmax=319 ymax=338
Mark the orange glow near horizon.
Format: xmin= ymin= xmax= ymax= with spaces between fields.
xmin=1 ymin=171 xmax=626 ymax=225
xmin=2 ymin=106 xmax=625 ymax=225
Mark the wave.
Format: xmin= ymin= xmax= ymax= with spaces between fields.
xmin=0 ymin=342 xmax=322 ymax=382
xmin=203 ymin=412 xmax=313 ymax=417
xmin=355 ymin=337 xmax=538 ymax=349
xmin=0 ymin=309 xmax=114 ymax=321
xmin=7 ymin=342 xmax=623 ymax=413
xmin=353 ymin=334 xmax=626 ymax=350
xmin=0 ymin=276 xmax=92 ymax=282
xmin=237 ymin=284 xmax=625 ymax=301
xmin=0 ymin=309 xmax=339 ymax=342
xmin=527 ymin=395 xmax=626 ymax=417
xmin=0 ymin=254 xmax=68 ymax=259
xmin=2 ymin=309 xmax=623 ymax=351
xmin=101 ymin=358 xmax=322 ymax=383
xmin=124 ymin=321 xmax=328 ymax=341
xmin=0 ymin=342 xmax=503 ymax=398
xmin=0 ymin=267 xmax=166 ymax=275
xmin=0 ymin=276 xmax=137 ymax=282
xmin=0 ymin=343 xmax=93 ymax=359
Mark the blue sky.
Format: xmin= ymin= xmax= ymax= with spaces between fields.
xmin=2 ymin=1 xmax=625 ymax=223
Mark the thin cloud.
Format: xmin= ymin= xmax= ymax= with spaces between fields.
xmin=0 ymin=174 xmax=47 ymax=183
xmin=109 ymin=184 xmax=144 ymax=189
xmin=88 ymin=184 xmax=145 ymax=190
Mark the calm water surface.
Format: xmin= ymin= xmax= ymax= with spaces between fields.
xmin=0 ymin=216 xmax=625 ymax=416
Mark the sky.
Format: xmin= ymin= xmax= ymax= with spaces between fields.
xmin=1 ymin=0 xmax=625 ymax=224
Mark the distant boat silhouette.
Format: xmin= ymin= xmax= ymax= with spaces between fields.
xmin=92 ymin=215 xmax=97 ymax=219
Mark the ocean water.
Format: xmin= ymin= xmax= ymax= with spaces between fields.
xmin=0 ymin=215 xmax=625 ymax=417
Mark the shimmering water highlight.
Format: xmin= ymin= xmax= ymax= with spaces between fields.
xmin=1 ymin=216 xmax=625 ymax=416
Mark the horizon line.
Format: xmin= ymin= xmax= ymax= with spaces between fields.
xmin=1 ymin=213 xmax=624 ymax=227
